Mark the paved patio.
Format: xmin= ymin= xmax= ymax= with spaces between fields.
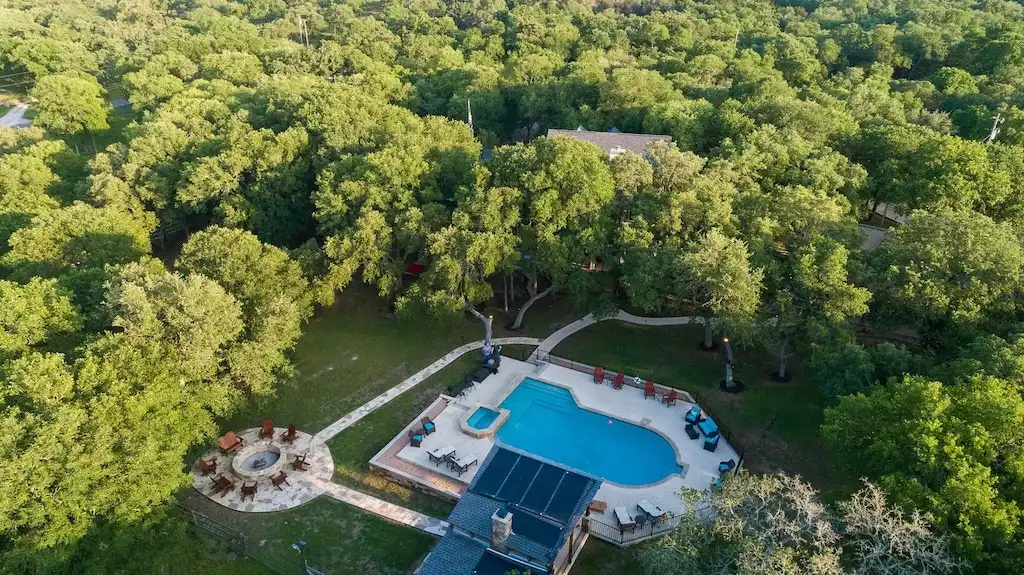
xmin=190 ymin=427 xmax=334 ymax=512
xmin=373 ymin=356 xmax=739 ymax=524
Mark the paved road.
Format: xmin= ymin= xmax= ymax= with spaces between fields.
xmin=0 ymin=104 xmax=30 ymax=128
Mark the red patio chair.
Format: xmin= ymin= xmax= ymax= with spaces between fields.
xmin=644 ymin=381 xmax=656 ymax=399
xmin=241 ymin=481 xmax=257 ymax=501
xmin=218 ymin=431 xmax=243 ymax=453
xmin=270 ymin=471 xmax=290 ymax=490
xmin=663 ymin=389 xmax=678 ymax=406
xmin=593 ymin=366 xmax=605 ymax=383
xmin=199 ymin=457 xmax=217 ymax=476
xmin=613 ymin=372 xmax=624 ymax=389
xmin=259 ymin=419 xmax=274 ymax=440
xmin=292 ymin=454 xmax=310 ymax=472
xmin=280 ymin=424 xmax=297 ymax=443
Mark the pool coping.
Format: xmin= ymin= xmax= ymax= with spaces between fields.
xmin=500 ymin=374 xmax=690 ymax=490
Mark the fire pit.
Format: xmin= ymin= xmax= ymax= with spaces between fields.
xmin=231 ymin=443 xmax=285 ymax=480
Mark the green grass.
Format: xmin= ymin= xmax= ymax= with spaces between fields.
xmin=552 ymin=320 xmax=838 ymax=491
xmin=222 ymin=284 xmax=574 ymax=434
xmin=61 ymin=106 xmax=137 ymax=153
xmin=574 ymin=538 xmax=645 ymax=575
xmin=174 ymin=288 xmax=572 ymax=573
xmin=179 ymin=492 xmax=436 ymax=575
xmin=326 ymin=352 xmax=480 ymax=518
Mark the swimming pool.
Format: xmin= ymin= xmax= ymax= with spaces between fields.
xmin=468 ymin=407 xmax=500 ymax=429
xmin=497 ymin=378 xmax=682 ymax=485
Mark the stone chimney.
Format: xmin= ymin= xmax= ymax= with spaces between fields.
xmin=491 ymin=506 xmax=512 ymax=553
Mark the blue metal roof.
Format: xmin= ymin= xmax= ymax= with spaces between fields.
xmin=444 ymin=446 xmax=602 ymax=564
xmin=418 ymin=531 xmax=551 ymax=575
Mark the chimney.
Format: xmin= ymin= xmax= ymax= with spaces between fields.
xmin=491 ymin=506 xmax=512 ymax=552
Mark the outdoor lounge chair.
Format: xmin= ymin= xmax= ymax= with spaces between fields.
xmin=614 ymin=506 xmax=636 ymax=533
xmin=292 ymin=454 xmax=310 ymax=472
xmin=199 ymin=457 xmax=217 ymax=476
xmin=644 ymin=381 xmax=656 ymax=399
xmin=408 ymin=429 xmax=423 ymax=447
xmin=684 ymin=405 xmax=703 ymax=424
xmin=703 ymin=434 xmax=720 ymax=452
xmin=421 ymin=417 xmax=436 ymax=435
xmin=719 ymin=459 xmax=737 ymax=474
xmin=259 ymin=419 xmax=274 ymax=440
xmin=210 ymin=474 xmax=235 ymax=496
xmin=663 ymin=389 xmax=678 ymax=406
xmin=637 ymin=500 xmax=666 ymax=520
xmin=241 ymin=481 xmax=257 ymax=501
xmin=270 ymin=471 xmax=290 ymax=490
xmin=593 ymin=366 xmax=605 ymax=383
xmin=449 ymin=455 xmax=478 ymax=477
xmin=613 ymin=372 xmax=624 ymax=389
xmin=218 ymin=431 xmax=243 ymax=453
xmin=280 ymin=424 xmax=297 ymax=444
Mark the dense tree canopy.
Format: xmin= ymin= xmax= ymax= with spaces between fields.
xmin=4 ymin=0 xmax=1024 ymax=572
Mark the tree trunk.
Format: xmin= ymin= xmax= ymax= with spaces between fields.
xmin=466 ymin=303 xmax=493 ymax=348
xmin=777 ymin=339 xmax=789 ymax=379
xmin=503 ymin=273 xmax=508 ymax=312
xmin=703 ymin=313 xmax=713 ymax=348
xmin=511 ymin=286 xmax=553 ymax=330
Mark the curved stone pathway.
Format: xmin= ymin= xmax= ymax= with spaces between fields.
xmin=312 ymin=336 xmax=543 ymax=443
xmin=532 ymin=309 xmax=696 ymax=359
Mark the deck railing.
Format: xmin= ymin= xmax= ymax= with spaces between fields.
xmin=587 ymin=513 xmax=683 ymax=546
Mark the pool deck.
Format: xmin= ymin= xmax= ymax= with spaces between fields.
xmin=371 ymin=356 xmax=739 ymax=524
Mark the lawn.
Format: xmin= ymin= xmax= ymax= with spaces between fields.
xmin=574 ymin=538 xmax=645 ymax=574
xmin=221 ymin=284 xmax=575 ymax=434
xmin=177 ymin=288 xmax=572 ymax=573
xmin=178 ymin=297 xmax=833 ymax=574
xmin=552 ymin=320 xmax=839 ymax=491
xmin=179 ymin=491 xmax=437 ymax=575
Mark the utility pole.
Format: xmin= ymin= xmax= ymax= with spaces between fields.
xmin=297 ymin=16 xmax=310 ymax=49
xmin=984 ymin=112 xmax=1004 ymax=144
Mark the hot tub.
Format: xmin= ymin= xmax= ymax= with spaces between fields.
xmin=468 ymin=407 xmax=500 ymax=429
xmin=459 ymin=405 xmax=509 ymax=438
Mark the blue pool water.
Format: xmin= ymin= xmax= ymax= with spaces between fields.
xmin=497 ymin=378 xmax=682 ymax=485
xmin=468 ymin=407 xmax=500 ymax=429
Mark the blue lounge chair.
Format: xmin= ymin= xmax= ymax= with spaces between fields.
xmin=684 ymin=405 xmax=702 ymax=424
xmin=697 ymin=417 xmax=719 ymax=438
xmin=703 ymin=434 xmax=720 ymax=452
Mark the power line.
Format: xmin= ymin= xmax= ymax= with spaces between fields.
xmin=0 ymin=79 xmax=33 ymax=90
xmin=0 ymin=70 xmax=33 ymax=81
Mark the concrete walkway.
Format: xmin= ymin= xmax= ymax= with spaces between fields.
xmin=533 ymin=309 xmax=696 ymax=358
xmin=315 ymin=478 xmax=450 ymax=536
xmin=312 ymin=336 xmax=543 ymax=443
xmin=0 ymin=104 xmax=30 ymax=128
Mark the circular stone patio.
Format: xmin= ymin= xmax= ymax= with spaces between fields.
xmin=190 ymin=426 xmax=334 ymax=512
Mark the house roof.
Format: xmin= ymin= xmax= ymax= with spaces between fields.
xmin=418 ymin=531 xmax=550 ymax=575
xmin=446 ymin=446 xmax=601 ymax=564
xmin=547 ymin=128 xmax=672 ymax=156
